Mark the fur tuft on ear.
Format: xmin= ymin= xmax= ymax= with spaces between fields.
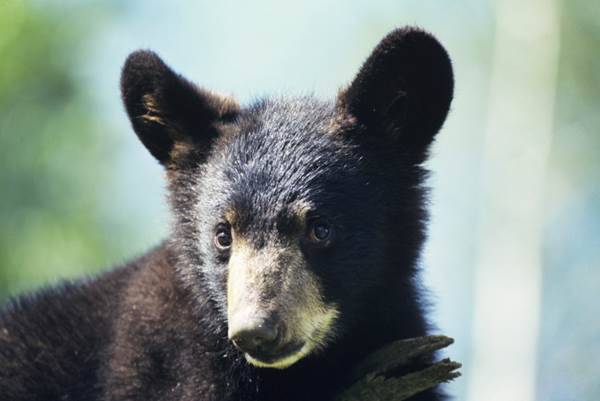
xmin=338 ymin=27 xmax=454 ymax=161
xmin=121 ymin=50 xmax=239 ymax=164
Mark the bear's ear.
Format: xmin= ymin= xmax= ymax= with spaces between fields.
xmin=121 ymin=50 xmax=239 ymax=165
xmin=338 ymin=27 xmax=453 ymax=162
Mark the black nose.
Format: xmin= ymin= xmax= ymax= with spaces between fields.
xmin=230 ymin=320 xmax=280 ymax=356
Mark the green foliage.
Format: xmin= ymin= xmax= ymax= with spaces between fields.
xmin=0 ymin=1 xmax=114 ymax=300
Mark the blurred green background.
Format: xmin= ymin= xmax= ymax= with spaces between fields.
xmin=0 ymin=1 xmax=598 ymax=400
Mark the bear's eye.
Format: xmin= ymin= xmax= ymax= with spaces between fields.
xmin=214 ymin=224 xmax=232 ymax=250
xmin=307 ymin=219 xmax=333 ymax=244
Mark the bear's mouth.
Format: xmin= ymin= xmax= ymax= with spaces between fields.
xmin=244 ymin=340 xmax=307 ymax=369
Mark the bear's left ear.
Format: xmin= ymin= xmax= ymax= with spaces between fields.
xmin=121 ymin=50 xmax=239 ymax=165
xmin=338 ymin=27 xmax=453 ymax=162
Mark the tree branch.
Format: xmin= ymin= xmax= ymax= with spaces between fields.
xmin=336 ymin=335 xmax=461 ymax=401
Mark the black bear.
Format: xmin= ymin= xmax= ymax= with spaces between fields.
xmin=0 ymin=27 xmax=454 ymax=401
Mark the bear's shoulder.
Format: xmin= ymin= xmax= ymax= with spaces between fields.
xmin=99 ymin=243 xmax=239 ymax=401
xmin=0 ymin=243 xmax=220 ymax=401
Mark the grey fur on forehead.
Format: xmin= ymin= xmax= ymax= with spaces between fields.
xmin=196 ymin=96 xmax=363 ymax=237
xmin=220 ymin=96 xmax=356 ymax=184
xmin=232 ymin=96 xmax=338 ymax=154
xmin=203 ymin=95 xmax=339 ymax=169
xmin=246 ymin=96 xmax=336 ymax=132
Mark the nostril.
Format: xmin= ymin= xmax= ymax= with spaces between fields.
xmin=231 ymin=321 xmax=280 ymax=355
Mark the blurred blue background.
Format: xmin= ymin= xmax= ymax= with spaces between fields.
xmin=1 ymin=0 xmax=598 ymax=400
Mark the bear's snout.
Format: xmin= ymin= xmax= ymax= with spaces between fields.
xmin=225 ymin=240 xmax=339 ymax=368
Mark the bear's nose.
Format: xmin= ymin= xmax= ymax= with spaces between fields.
xmin=230 ymin=319 xmax=280 ymax=356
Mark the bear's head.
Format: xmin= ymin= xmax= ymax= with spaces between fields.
xmin=120 ymin=28 xmax=453 ymax=369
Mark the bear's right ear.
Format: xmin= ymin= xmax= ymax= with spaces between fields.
xmin=338 ymin=28 xmax=453 ymax=163
xmin=121 ymin=50 xmax=239 ymax=165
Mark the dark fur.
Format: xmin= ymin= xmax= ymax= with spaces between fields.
xmin=0 ymin=27 xmax=453 ymax=401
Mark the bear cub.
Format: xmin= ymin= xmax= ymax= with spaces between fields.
xmin=0 ymin=27 xmax=453 ymax=401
